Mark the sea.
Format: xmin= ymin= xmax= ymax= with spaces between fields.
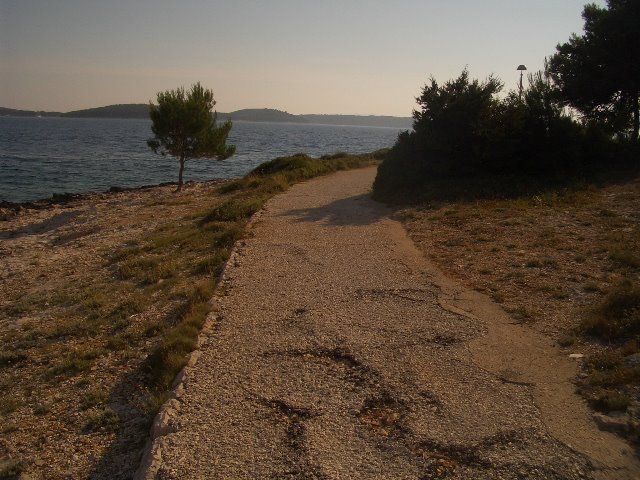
xmin=0 ymin=116 xmax=405 ymax=203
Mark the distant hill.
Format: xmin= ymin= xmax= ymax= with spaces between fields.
xmin=220 ymin=108 xmax=304 ymax=123
xmin=64 ymin=104 xmax=149 ymax=118
xmin=220 ymin=109 xmax=411 ymax=128
xmin=301 ymin=114 xmax=411 ymax=128
xmin=1 ymin=104 xmax=412 ymax=128
xmin=0 ymin=107 xmax=62 ymax=117
xmin=0 ymin=104 xmax=148 ymax=119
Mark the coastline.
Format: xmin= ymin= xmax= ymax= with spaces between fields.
xmin=0 ymin=178 xmax=226 ymax=220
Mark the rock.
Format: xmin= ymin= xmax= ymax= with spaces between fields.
xmin=51 ymin=192 xmax=83 ymax=203
xmin=568 ymin=353 xmax=584 ymax=359
xmin=624 ymin=353 xmax=640 ymax=367
xmin=151 ymin=398 xmax=180 ymax=438
xmin=592 ymin=412 xmax=629 ymax=434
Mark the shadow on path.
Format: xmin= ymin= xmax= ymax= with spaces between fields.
xmin=281 ymin=194 xmax=388 ymax=227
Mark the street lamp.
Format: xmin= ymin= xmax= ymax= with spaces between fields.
xmin=517 ymin=64 xmax=527 ymax=100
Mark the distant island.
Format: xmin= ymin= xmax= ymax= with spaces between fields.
xmin=0 ymin=105 xmax=412 ymax=129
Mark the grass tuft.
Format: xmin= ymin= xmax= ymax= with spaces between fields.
xmin=117 ymin=256 xmax=178 ymax=285
xmin=558 ymin=335 xmax=577 ymax=347
xmin=80 ymin=389 xmax=109 ymax=410
xmin=0 ymin=351 xmax=27 ymax=369
xmin=587 ymin=350 xmax=623 ymax=370
xmin=609 ymin=249 xmax=640 ymax=269
xmin=45 ymin=355 xmax=96 ymax=378
xmin=83 ymin=406 xmax=120 ymax=433
xmin=592 ymin=390 xmax=631 ymax=413
xmin=581 ymin=281 xmax=640 ymax=340
xmin=201 ymin=199 xmax=263 ymax=223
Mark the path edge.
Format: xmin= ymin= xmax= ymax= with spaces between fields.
xmin=133 ymin=208 xmax=265 ymax=480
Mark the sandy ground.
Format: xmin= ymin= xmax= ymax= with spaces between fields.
xmin=139 ymin=167 xmax=639 ymax=479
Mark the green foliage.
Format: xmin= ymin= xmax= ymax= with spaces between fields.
xmin=194 ymin=250 xmax=230 ymax=275
xmin=148 ymin=83 xmax=236 ymax=190
xmin=249 ymin=152 xmax=377 ymax=182
xmin=373 ymin=67 xmax=633 ymax=203
xmin=548 ymin=0 xmax=640 ymax=140
xmin=201 ymin=199 xmax=264 ymax=223
xmin=411 ymin=70 xmax=503 ymax=174
xmin=45 ymin=353 xmax=98 ymax=378
xmin=117 ymin=255 xmax=178 ymax=285
xmin=144 ymin=301 xmax=208 ymax=390
xmin=80 ymin=389 xmax=109 ymax=410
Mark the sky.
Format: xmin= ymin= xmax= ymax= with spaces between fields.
xmin=0 ymin=0 xmax=605 ymax=117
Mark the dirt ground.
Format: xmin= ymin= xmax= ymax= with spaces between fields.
xmin=397 ymin=175 xmax=640 ymax=438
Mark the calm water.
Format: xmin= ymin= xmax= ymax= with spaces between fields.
xmin=0 ymin=117 xmax=403 ymax=202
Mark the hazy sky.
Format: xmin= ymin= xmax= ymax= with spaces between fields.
xmin=0 ymin=0 xmax=604 ymax=116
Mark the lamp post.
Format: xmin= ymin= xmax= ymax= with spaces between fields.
xmin=517 ymin=64 xmax=527 ymax=101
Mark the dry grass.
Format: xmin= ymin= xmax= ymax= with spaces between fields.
xmin=398 ymin=174 xmax=640 ymax=423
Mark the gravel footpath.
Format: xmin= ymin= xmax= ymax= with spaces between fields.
xmin=137 ymin=167 xmax=639 ymax=480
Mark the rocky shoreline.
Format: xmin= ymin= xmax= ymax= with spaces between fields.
xmin=0 ymin=179 xmax=225 ymax=220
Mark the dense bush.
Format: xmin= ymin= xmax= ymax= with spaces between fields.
xmin=374 ymin=69 xmax=632 ymax=202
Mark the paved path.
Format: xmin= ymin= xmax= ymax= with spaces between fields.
xmin=139 ymin=167 xmax=639 ymax=480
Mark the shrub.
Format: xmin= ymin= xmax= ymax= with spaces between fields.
xmin=201 ymin=199 xmax=263 ymax=223
xmin=592 ymin=390 xmax=631 ymax=413
xmin=581 ymin=281 xmax=640 ymax=340
xmin=250 ymin=154 xmax=316 ymax=176
xmin=320 ymin=152 xmax=349 ymax=160
xmin=373 ymin=69 xmax=626 ymax=203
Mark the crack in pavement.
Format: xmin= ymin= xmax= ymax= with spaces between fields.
xmin=253 ymin=396 xmax=328 ymax=479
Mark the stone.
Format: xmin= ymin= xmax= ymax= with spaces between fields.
xmin=624 ymin=353 xmax=640 ymax=367
xmin=592 ymin=412 xmax=629 ymax=434
xmin=152 ymin=398 xmax=180 ymax=439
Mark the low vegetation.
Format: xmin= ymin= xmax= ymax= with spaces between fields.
xmin=0 ymin=152 xmax=378 ymax=479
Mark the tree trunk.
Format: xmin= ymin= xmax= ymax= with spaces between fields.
xmin=176 ymin=156 xmax=185 ymax=192
xmin=633 ymin=89 xmax=639 ymax=142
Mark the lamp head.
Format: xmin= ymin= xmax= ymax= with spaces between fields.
xmin=517 ymin=65 xmax=527 ymax=71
